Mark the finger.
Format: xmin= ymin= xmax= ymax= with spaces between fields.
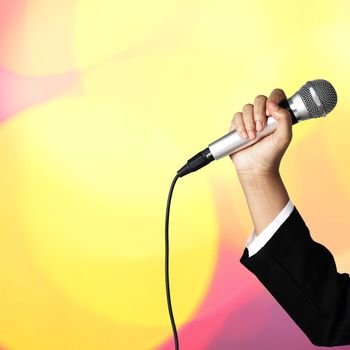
xmin=266 ymin=91 xmax=292 ymax=149
xmin=267 ymin=88 xmax=287 ymax=109
xmin=231 ymin=112 xmax=248 ymax=139
xmin=242 ymin=103 xmax=256 ymax=140
xmin=266 ymin=88 xmax=288 ymax=118
xmin=254 ymin=95 xmax=267 ymax=131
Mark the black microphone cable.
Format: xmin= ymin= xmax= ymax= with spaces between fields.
xmin=165 ymin=155 xmax=211 ymax=350
xmin=165 ymin=173 xmax=181 ymax=350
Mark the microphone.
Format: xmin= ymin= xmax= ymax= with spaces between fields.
xmin=177 ymin=79 xmax=337 ymax=177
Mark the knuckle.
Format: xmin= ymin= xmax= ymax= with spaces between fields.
xmin=254 ymin=96 xmax=267 ymax=120
xmin=233 ymin=112 xmax=242 ymax=120
xmin=270 ymin=88 xmax=286 ymax=101
xmin=254 ymin=110 xmax=266 ymax=120
xmin=255 ymin=116 xmax=265 ymax=122
xmin=272 ymin=88 xmax=284 ymax=94
xmin=255 ymin=94 xmax=267 ymax=101
xmin=243 ymin=103 xmax=253 ymax=111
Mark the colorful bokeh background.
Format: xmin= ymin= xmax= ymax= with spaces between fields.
xmin=0 ymin=0 xmax=350 ymax=349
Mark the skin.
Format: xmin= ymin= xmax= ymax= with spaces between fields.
xmin=229 ymin=89 xmax=292 ymax=235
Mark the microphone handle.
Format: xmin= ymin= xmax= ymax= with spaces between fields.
xmin=208 ymin=115 xmax=278 ymax=160
xmin=208 ymin=100 xmax=298 ymax=160
xmin=177 ymin=100 xmax=298 ymax=177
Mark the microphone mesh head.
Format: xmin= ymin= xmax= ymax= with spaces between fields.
xmin=299 ymin=79 xmax=337 ymax=118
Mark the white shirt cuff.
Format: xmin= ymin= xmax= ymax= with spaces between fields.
xmin=245 ymin=199 xmax=295 ymax=257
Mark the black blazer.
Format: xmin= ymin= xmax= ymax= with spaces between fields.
xmin=240 ymin=206 xmax=350 ymax=347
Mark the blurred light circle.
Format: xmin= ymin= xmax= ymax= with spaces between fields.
xmin=1 ymin=96 xmax=218 ymax=327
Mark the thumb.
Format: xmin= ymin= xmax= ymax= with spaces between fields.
xmin=267 ymin=101 xmax=292 ymax=150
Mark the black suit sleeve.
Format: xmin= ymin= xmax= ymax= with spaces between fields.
xmin=240 ymin=206 xmax=350 ymax=347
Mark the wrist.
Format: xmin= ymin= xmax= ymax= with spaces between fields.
xmin=236 ymin=170 xmax=290 ymax=234
xmin=237 ymin=168 xmax=280 ymax=184
xmin=237 ymin=170 xmax=285 ymax=195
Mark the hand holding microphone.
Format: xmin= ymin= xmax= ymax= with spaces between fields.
xmin=229 ymin=88 xmax=293 ymax=178
xmin=177 ymin=79 xmax=337 ymax=177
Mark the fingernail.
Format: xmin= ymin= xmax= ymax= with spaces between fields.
xmin=256 ymin=120 xmax=262 ymax=131
xmin=241 ymin=130 xmax=248 ymax=139
xmin=248 ymin=130 xmax=255 ymax=140
xmin=268 ymin=102 xmax=278 ymax=111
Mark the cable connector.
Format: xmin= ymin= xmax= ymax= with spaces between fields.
xmin=177 ymin=147 xmax=214 ymax=177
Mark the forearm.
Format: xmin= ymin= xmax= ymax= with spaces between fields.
xmin=237 ymin=171 xmax=290 ymax=235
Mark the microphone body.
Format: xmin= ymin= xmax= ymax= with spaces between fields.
xmin=177 ymin=79 xmax=337 ymax=177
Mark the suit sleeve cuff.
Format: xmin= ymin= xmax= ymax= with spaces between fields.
xmin=245 ymin=199 xmax=295 ymax=257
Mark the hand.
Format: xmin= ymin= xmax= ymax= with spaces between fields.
xmin=229 ymin=88 xmax=293 ymax=177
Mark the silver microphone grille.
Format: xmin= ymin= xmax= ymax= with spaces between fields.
xmin=298 ymin=79 xmax=337 ymax=118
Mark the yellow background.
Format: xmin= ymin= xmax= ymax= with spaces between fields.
xmin=0 ymin=0 xmax=350 ymax=349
